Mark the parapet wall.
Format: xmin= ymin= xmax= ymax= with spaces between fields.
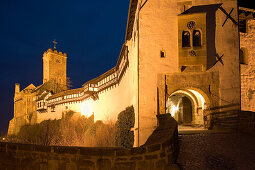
xmin=1 ymin=114 xmax=178 ymax=170
xmin=238 ymin=111 xmax=255 ymax=134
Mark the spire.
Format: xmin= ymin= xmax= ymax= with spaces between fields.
xmin=52 ymin=39 xmax=58 ymax=50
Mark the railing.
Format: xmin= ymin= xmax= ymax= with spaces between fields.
xmin=46 ymin=45 xmax=129 ymax=107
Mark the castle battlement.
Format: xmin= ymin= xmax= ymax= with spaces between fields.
xmin=43 ymin=49 xmax=67 ymax=57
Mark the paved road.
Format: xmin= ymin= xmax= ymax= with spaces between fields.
xmin=177 ymin=132 xmax=255 ymax=170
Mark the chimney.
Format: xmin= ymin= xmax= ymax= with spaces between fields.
xmin=15 ymin=83 xmax=20 ymax=93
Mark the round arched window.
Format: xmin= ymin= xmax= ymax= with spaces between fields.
xmin=182 ymin=31 xmax=191 ymax=47
xmin=193 ymin=30 xmax=201 ymax=47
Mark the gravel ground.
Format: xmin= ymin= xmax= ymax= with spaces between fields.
xmin=177 ymin=132 xmax=255 ymax=170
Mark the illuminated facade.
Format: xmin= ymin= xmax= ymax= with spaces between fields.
xmin=8 ymin=0 xmax=255 ymax=147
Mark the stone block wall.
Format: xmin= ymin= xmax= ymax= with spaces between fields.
xmin=238 ymin=111 xmax=255 ymax=134
xmin=240 ymin=20 xmax=255 ymax=111
xmin=1 ymin=114 xmax=179 ymax=170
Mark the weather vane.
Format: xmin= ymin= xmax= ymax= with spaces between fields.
xmin=53 ymin=39 xmax=58 ymax=50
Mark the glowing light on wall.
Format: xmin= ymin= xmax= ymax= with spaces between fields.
xmin=81 ymin=101 xmax=94 ymax=118
xmin=171 ymin=105 xmax=179 ymax=117
xmin=189 ymin=89 xmax=205 ymax=109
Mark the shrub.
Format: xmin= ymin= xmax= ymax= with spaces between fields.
xmin=11 ymin=111 xmax=116 ymax=147
xmin=17 ymin=119 xmax=61 ymax=145
xmin=115 ymin=106 xmax=135 ymax=148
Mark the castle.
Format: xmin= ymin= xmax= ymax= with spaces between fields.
xmin=8 ymin=0 xmax=255 ymax=147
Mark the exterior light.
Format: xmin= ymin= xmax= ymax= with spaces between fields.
xmin=171 ymin=105 xmax=179 ymax=117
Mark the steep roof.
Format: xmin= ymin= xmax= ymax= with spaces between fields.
xmin=82 ymin=67 xmax=116 ymax=86
xmin=23 ymin=84 xmax=36 ymax=91
xmin=125 ymin=0 xmax=139 ymax=41
xmin=33 ymin=81 xmax=52 ymax=95
xmin=47 ymin=87 xmax=84 ymax=100
xmin=37 ymin=92 xmax=50 ymax=101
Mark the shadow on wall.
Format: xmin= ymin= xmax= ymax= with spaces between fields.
xmin=182 ymin=3 xmax=233 ymax=69
xmin=0 ymin=114 xmax=179 ymax=170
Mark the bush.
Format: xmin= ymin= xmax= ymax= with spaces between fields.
xmin=10 ymin=111 xmax=115 ymax=147
xmin=115 ymin=106 xmax=135 ymax=148
xmin=17 ymin=119 xmax=61 ymax=145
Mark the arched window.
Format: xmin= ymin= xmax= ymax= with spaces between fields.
xmin=182 ymin=31 xmax=190 ymax=47
xmin=240 ymin=47 xmax=248 ymax=65
xmin=193 ymin=30 xmax=201 ymax=47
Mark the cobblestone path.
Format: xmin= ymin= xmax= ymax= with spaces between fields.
xmin=177 ymin=132 xmax=255 ymax=170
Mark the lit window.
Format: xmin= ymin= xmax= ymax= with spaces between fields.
xmin=182 ymin=31 xmax=191 ymax=47
xmin=193 ymin=30 xmax=201 ymax=47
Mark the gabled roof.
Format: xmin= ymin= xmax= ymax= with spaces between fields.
xmin=23 ymin=84 xmax=36 ymax=91
xmin=34 ymin=81 xmax=52 ymax=95
xmin=125 ymin=0 xmax=139 ymax=41
xmin=37 ymin=91 xmax=50 ymax=101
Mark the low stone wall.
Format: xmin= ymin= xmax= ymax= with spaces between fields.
xmin=238 ymin=111 xmax=255 ymax=134
xmin=0 ymin=114 xmax=179 ymax=170
xmin=207 ymin=110 xmax=255 ymax=134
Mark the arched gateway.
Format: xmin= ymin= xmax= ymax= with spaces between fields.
xmin=166 ymin=89 xmax=208 ymax=125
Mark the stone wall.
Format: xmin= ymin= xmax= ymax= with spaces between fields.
xmin=205 ymin=110 xmax=255 ymax=132
xmin=240 ymin=20 xmax=255 ymax=111
xmin=238 ymin=111 xmax=255 ymax=134
xmin=137 ymin=0 xmax=240 ymax=146
xmin=1 ymin=114 xmax=178 ymax=170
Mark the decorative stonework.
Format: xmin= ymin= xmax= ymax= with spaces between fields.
xmin=189 ymin=50 xmax=197 ymax=56
xmin=187 ymin=21 xmax=196 ymax=29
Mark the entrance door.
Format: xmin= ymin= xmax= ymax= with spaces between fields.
xmin=182 ymin=96 xmax=192 ymax=124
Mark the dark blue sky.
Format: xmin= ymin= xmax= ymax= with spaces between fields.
xmin=0 ymin=0 xmax=253 ymax=133
xmin=0 ymin=0 xmax=129 ymax=133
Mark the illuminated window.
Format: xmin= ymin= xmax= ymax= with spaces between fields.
xmin=240 ymin=47 xmax=248 ymax=65
xmin=182 ymin=31 xmax=191 ymax=47
xmin=193 ymin=30 xmax=201 ymax=47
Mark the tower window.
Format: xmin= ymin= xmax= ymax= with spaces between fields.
xmin=182 ymin=31 xmax=191 ymax=47
xmin=160 ymin=50 xmax=166 ymax=58
xmin=240 ymin=47 xmax=248 ymax=65
xmin=193 ymin=30 xmax=201 ymax=47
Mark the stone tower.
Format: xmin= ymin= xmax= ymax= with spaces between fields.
xmin=43 ymin=48 xmax=67 ymax=89
xmin=133 ymin=0 xmax=240 ymax=145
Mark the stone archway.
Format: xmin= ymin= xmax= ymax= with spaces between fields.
xmin=166 ymin=89 xmax=207 ymax=126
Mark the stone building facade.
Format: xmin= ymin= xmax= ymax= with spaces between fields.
xmin=239 ymin=7 xmax=255 ymax=111
xmin=8 ymin=0 xmax=254 ymax=147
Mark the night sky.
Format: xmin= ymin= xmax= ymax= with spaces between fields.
xmin=0 ymin=0 xmax=253 ymax=133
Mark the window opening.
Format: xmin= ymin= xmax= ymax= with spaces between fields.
xmin=182 ymin=31 xmax=191 ymax=47
xmin=193 ymin=30 xmax=201 ymax=47
xmin=160 ymin=50 xmax=166 ymax=58
xmin=240 ymin=48 xmax=248 ymax=65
